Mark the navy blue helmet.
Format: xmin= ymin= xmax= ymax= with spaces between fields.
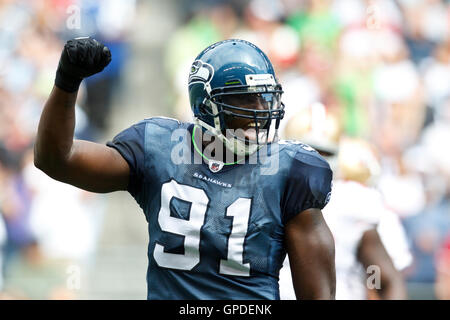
xmin=188 ymin=39 xmax=285 ymax=156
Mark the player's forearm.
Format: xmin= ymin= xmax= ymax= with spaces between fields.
xmin=34 ymin=38 xmax=122 ymax=191
xmin=378 ymin=274 xmax=407 ymax=299
xmin=34 ymin=86 xmax=77 ymax=176
xmin=358 ymin=229 xmax=407 ymax=300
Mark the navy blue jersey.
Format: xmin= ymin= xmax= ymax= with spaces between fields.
xmin=107 ymin=117 xmax=332 ymax=300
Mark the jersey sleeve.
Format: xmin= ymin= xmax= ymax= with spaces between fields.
xmin=281 ymin=148 xmax=333 ymax=224
xmin=106 ymin=121 xmax=146 ymax=198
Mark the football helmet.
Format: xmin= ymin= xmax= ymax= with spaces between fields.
xmin=338 ymin=137 xmax=381 ymax=185
xmin=188 ymin=39 xmax=285 ymax=156
xmin=283 ymin=102 xmax=340 ymax=156
xmin=282 ymin=102 xmax=340 ymax=171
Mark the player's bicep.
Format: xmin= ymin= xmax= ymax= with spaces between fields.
xmin=61 ymin=139 xmax=130 ymax=193
xmin=285 ymin=208 xmax=335 ymax=300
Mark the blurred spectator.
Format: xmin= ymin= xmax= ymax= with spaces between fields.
xmin=436 ymin=235 xmax=450 ymax=299
xmin=0 ymin=0 xmax=121 ymax=299
xmin=165 ymin=1 xmax=239 ymax=120
xmin=0 ymin=0 xmax=449 ymax=300
xmin=0 ymin=143 xmax=34 ymax=263
xmin=3 ymin=240 xmax=75 ymax=299
xmin=0 ymin=211 xmax=6 ymax=293
xmin=22 ymin=147 xmax=104 ymax=263
xmin=421 ymin=41 xmax=450 ymax=110
xmin=399 ymin=0 xmax=449 ymax=64
xmin=63 ymin=0 xmax=136 ymax=137
xmin=402 ymin=196 xmax=450 ymax=299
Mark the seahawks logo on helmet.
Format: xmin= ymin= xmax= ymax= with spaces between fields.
xmin=189 ymin=60 xmax=214 ymax=85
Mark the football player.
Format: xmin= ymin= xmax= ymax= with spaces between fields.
xmin=34 ymin=37 xmax=335 ymax=299
xmin=280 ymin=107 xmax=409 ymax=299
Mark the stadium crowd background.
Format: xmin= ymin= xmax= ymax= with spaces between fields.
xmin=0 ymin=0 xmax=449 ymax=299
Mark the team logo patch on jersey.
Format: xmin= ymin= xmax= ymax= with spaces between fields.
xmin=208 ymin=160 xmax=224 ymax=173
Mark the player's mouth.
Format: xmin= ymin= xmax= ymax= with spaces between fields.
xmin=239 ymin=121 xmax=272 ymax=143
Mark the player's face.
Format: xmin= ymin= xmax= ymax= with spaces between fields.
xmin=221 ymin=93 xmax=280 ymax=142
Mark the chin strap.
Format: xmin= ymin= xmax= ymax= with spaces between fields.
xmin=191 ymin=125 xmax=245 ymax=165
xmin=194 ymin=117 xmax=260 ymax=157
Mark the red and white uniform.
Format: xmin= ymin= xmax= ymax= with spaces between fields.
xmin=279 ymin=180 xmax=412 ymax=300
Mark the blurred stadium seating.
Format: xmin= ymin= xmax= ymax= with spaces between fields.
xmin=0 ymin=0 xmax=449 ymax=299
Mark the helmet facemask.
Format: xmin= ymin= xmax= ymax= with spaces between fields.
xmin=196 ymin=83 xmax=285 ymax=157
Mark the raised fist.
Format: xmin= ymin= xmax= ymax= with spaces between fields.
xmin=55 ymin=37 xmax=112 ymax=93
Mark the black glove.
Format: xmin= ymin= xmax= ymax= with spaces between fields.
xmin=55 ymin=37 xmax=111 ymax=93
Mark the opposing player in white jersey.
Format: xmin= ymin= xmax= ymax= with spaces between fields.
xmin=279 ymin=105 xmax=411 ymax=300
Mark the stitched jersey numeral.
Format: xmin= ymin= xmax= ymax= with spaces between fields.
xmin=153 ymin=180 xmax=251 ymax=276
